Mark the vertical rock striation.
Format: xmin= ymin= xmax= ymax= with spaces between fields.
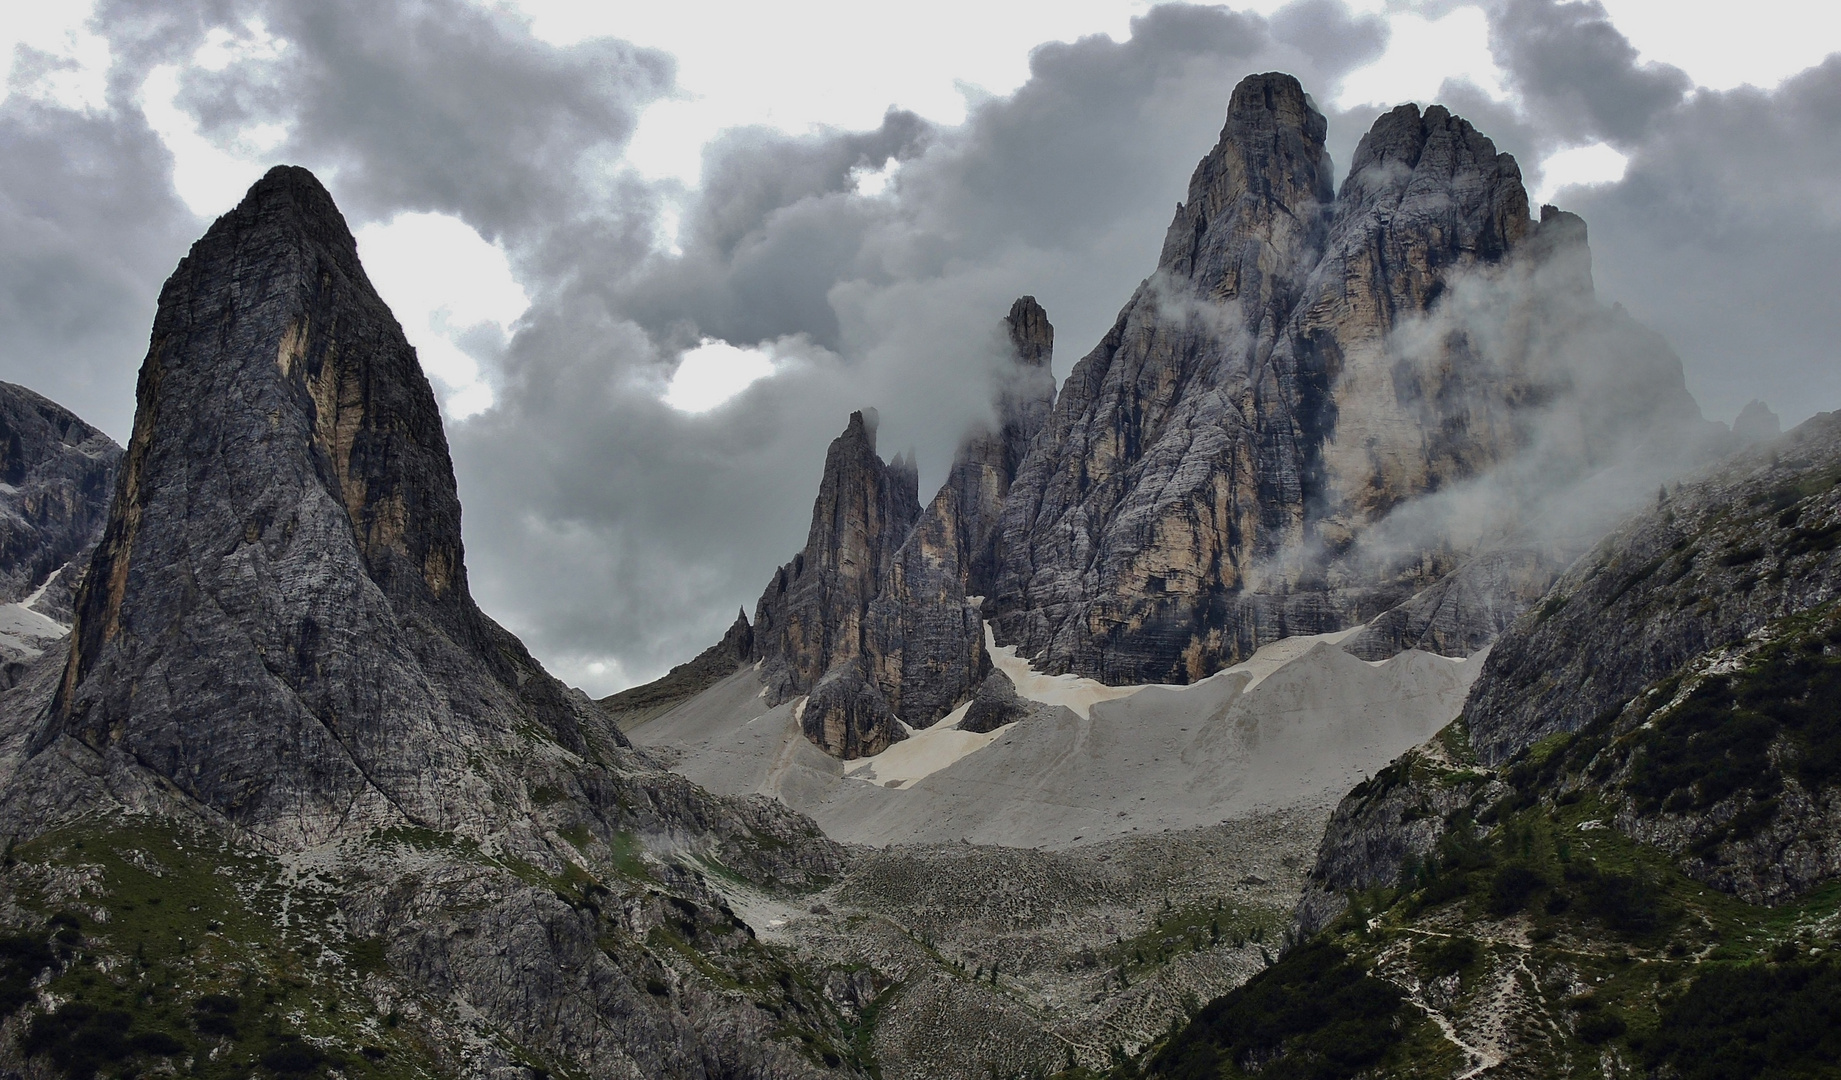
xmin=707 ymin=74 xmax=1714 ymax=759
xmin=0 ymin=383 xmax=121 ymax=610
xmin=985 ymin=76 xmax=1710 ymax=685
xmin=45 ymin=165 xmax=615 ymax=846
xmin=755 ymin=300 xmax=1058 ymax=756
xmin=752 ymin=410 xmax=921 ymax=756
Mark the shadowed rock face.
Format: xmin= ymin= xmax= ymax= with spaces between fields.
xmin=0 ymin=383 xmax=121 ymax=610
xmin=47 ymin=165 xmax=617 ymax=845
xmin=0 ymin=168 xmax=854 ymax=1080
xmin=984 ymin=75 xmax=1709 ymax=685
xmin=752 ymin=409 xmax=920 ymax=756
xmin=753 ymin=300 xmax=1059 ymax=757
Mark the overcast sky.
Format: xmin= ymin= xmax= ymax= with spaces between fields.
xmin=5 ymin=0 xmax=1841 ymax=694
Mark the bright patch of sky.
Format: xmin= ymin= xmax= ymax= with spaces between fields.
xmin=1533 ymin=142 xmax=1630 ymax=204
xmin=0 ymin=1 xmax=110 ymax=112
xmin=138 ymin=65 xmax=283 ymax=217
xmin=503 ymin=0 xmax=1158 ymax=185
xmin=1335 ymin=5 xmax=1507 ymax=109
xmin=354 ymin=213 xmax=530 ymax=420
xmin=1596 ymin=0 xmax=1841 ymax=92
xmin=663 ymin=340 xmax=780 ymax=414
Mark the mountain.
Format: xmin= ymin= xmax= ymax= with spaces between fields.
xmin=987 ymin=74 xmax=1711 ymax=685
xmin=676 ymin=72 xmax=1711 ymax=763
xmin=745 ymin=297 xmax=1058 ymax=758
xmin=1141 ymin=413 xmax=1841 ymax=1078
xmin=0 ymin=166 xmax=860 ymax=1080
xmin=0 ymin=382 xmax=120 ymax=613
xmin=0 ymin=383 xmax=121 ymax=680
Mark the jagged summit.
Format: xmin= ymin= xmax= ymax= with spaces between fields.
xmin=38 ymin=164 xmax=614 ymax=844
xmin=715 ymin=71 xmax=1716 ymax=761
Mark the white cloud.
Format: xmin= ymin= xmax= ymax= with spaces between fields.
xmin=662 ymin=338 xmax=779 ymax=413
xmin=1596 ymin=0 xmax=1841 ymax=92
xmin=499 ymin=0 xmax=1154 ymax=186
xmin=354 ymin=212 xmax=531 ymax=420
xmin=1336 ymin=5 xmax=1508 ymax=108
xmin=137 ymin=24 xmax=297 ymax=218
xmin=1 ymin=0 xmax=111 ymax=113
xmin=1533 ymin=141 xmax=1629 ymax=204
xmin=137 ymin=65 xmax=273 ymax=217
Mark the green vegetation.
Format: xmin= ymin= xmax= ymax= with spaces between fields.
xmin=1145 ymin=940 xmax=1411 ymax=1080
xmin=1640 ymin=958 xmax=1841 ymax=1078
xmin=1106 ymin=900 xmax=1286 ymax=974
xmin=1623 ymin=604 xmax=1841 ymax=846
xmin=0 ymin=823 xmax=438 ymax=1080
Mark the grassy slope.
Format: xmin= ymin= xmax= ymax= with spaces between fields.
xmin=0 ymin=817 xmax=877 ymax=1080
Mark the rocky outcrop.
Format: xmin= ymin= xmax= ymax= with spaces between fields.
xmin=1302 ymin=410 xmax=1841 ymax=934
xmin=753 ymin=410 xmax=921 ymax=756
xmin=26 ymin=166 xmax=607 ymax=845
xmin=986 ymin=75 xmax=1712 ymax=686
xmin=0 ymin=166 xmax=855 ymax=1080
xmin=599 ymin=609 xmax=753 ymax=729
xmin=0 ymin=383 xmax=120 ymax=607
xmin=956 ymin=668 xmax=1061 ymax=735
xmin=755 ymin=301 xmax=1058 ymax=756
xmin=1464 ymin=410 xmax=1841 ymax=765
xmin=1733 ymin=398 xmax=1782 ymax=444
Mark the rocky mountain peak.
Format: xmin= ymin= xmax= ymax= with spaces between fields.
xmin=1733 ymin=399 xmax=1783 ymax=444
xmin=1155 ymin=71 xmax=1333 ymax=291
xmin=986 ymin=78 xmax=1710 ymax=685
xmin=1005 ymin=295 xmax=1053 ymax=368
xmin=42 ymin=165 xmax=611 ymax=844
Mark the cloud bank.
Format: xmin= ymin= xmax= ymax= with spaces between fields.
xmin=1 ymin=0 xmax=1838 ymax=692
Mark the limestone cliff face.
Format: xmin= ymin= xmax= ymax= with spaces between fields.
xmin=44 ymin=166 xmax=616 ymax=845
xmin=989 ymin=72 xmax=1337 ymax=685
xmin=0 ymin=383 xmax=121 ymax=611
xmin=986 ymin=76 xmax=1710 ymax=685
xmin=753 ymin=410 xmax=921 ymax=755
xmin=0 ymin=167 xmax=851 ymax=1080
xmin=754 ymin=302 xmax=1058 ymax=756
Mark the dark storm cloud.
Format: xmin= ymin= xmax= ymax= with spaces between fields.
xmin=1487 ymin=0 xmax=1690 ymax=145
xmin=0 ymin=97 xmax=193 ymax=438
xmin=1471 ymin=0 xmax=1841 ymax=427
xmin=1564 ymin=58 xmax=1841 ymax=426
xmin=177 ymin=0 xmax=673 ymax=238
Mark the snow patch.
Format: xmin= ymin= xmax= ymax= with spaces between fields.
xmin=844 ymin=701 xmax=1003 ymax=787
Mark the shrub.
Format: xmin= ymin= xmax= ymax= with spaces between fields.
xmin=1414 ymin=936 xmax=1480 ymax=979
xmin=1486 ymin=864 xmax=1548 ymax=915
xmin=1642 ymin=959 xmax=1841 ymax=1079
xmin=1147 ymin=940 xmax=1407 ymax=1080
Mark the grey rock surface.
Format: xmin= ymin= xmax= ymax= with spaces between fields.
xmin=43 ymin=165 xmax=611 ymax=845
xmin=753 ymin=409 xmax=921 ymax=757
xmin=985 ymin=76 xmax=1714 ymax=685
xmin=0 ymin=166 xmax=858 ymax=1080
xmin=1463 ymin=410 xmax=1841 ymax=765
xmin=0 ymin=382 xmax=120 ymax=607
xmin=1732 ymin=398 xmax=1783 ymax=444
xmin=753 ymin=299 xmax=1058 ymax=756
xmin=601 ymin=608 xmax=754 ymax=731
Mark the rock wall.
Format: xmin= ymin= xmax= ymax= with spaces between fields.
xmin=44 ymin=165 xmax=616 ymax=846
xmin=753 ymin=301 xmax=1057 ymax=757
xmin=0 ymin=383 xmax=121 ymax=606
xmin=985 ymin=76 xmax=1712 ymax=686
